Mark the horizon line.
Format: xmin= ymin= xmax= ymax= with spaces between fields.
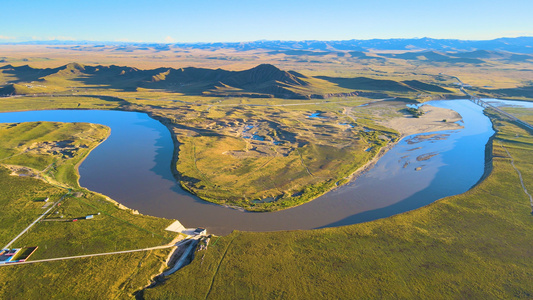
xmin=1 ymin=36 xmax=533 ymax=46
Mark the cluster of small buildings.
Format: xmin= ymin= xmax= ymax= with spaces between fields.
xmin=0 ymin=247 xmax=38 ymax=264
xmin=0 ymin=249 xmax=19 ymax=264
xmin=193 ymin=227 xmax=207 ymax=236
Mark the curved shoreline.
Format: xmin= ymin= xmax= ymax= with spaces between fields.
xmin=74 ymin=125 xmax=111 ymax=188
xmin=72 ymin=125 xmax=143 ymax=213
xmin=139 ymin=103 xmax=469 ymax=213
xmin=0 ymin=103 xmax=478 ymax=215
xmin=0 ymin=100 xmax=497 ymax=235
xmin=141 ymin=109 xmax=401 ymax=212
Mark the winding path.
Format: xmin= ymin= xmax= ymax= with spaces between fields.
xmin=0 ymin=244 xmax=176 ymax=267
xmin=3 ymin=191 xmax=70 ymax=249
xmin=0 ymin=239 xmax=194 ymax=267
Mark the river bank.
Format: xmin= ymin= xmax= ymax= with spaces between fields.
xmin=346 ymin=103 xmax=464 ymax=186
xmin=137 ymin=102 xmax=465 ymax=213
xmin=145 ymin=108 xmax=533 ymax=299
xmin=379 ymin=104 xmax=463 ymax=136
xmin=0 ymin=100 xmax=495 ymax=235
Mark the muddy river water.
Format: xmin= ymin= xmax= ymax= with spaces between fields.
xmin=1 ymin=99 xmax=522 ymax=235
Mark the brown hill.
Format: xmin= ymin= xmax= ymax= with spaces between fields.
xmin=315 ymin=76 xmax=452 ymax=94
xmin=0 ymin=63 xmax=311 ymax=98
xmin=0 ymin=83 xmax=16 ymax=95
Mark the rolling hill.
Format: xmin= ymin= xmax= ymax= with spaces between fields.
xmin=315 ymin=76 xmax=452 ymax=93
xmin=0 ymin=63 xmax=458 ymax=99
xmin=0 ymin=63 xmax=315 ymax=98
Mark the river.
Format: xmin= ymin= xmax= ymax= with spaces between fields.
xmin=0 ymin=99 xmax=513 ymax=235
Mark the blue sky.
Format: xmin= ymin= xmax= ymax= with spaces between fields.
xmin=1 ymin=0 xmax=532 ymax=43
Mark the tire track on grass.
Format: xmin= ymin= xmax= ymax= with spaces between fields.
xmin=500 ymin=143 xmax=533 ymax=211
xmin=204 ymin=234 xmax=238 ymax=300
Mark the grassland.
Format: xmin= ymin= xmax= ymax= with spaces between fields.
xmin=151 ymin=99 xmax=400 ymax=211
xmin=0 ymin=121 xmax=110 ymax=187
xmin=2 ymin=45 xmax=533 ymax=209
xmin=0 ymin=241 xmax=170 ymax=299
xmin=0 ymin=121 xmax=178 ymax=299
xmin=143 ymin=109 xmax=533 ymax=299
xmin=1 ymin=56 xmax=531 ymax=211
xmin=0 ymin=95 xmax=125 ymax=112
xmin=0 ymin=45 xmax=532 ymax=298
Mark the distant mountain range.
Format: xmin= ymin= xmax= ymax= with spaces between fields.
xmin=4 ymin=37 xmax=533 ymax=53
xmin=0 ymin=63 xmax=314 ymax=98
xmin=0 ymin=63 xmax=455 ymax=99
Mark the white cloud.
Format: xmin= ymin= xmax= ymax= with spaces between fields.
xmin=164 ymin=36 xmax=175 ymax=43
xmin=0 ymin=35 xmax=15 ymax=40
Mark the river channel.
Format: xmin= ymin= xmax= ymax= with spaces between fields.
xmin=0 ymin=99 xmax=513 ymax=235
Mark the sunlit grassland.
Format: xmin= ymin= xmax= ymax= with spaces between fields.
xmin=169 ymin=101 xmax=399 ymax=211
xmin=0 ymin=166 xmax=176 ymax=257
xmin=0 ymin=168 xmax=63 ymax=244
xmin=0 ymin=248 xmax=170 ymax=299
xmin=0 ymin=95 xmax=124 ymax=112
xmin=0 ymin=121 xmax=109 ymax=187
xmin=144 ymin=111 xmax=533 ymax=299
xmin=0 ymin=122 xmax=177 ymax=251
xmin=498 ymin=107 xmax=533 ymax=125
xmin=0 ymin=122 xmax=178 ymax=298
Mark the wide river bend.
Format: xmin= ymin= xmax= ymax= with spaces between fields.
xmin=0 ymin=99 xmax=504 ymax=235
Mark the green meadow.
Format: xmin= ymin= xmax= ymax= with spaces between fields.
xmin=0 ymin=122 xmax=177 ymax=299
xmin=0 ymin=121 xmax=110 ymax=187
xmin=168 ymin=100 xmax=399 ymax=211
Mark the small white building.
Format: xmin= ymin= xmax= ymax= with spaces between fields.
xmin=193 ymin=228 xmax=207 ymax=236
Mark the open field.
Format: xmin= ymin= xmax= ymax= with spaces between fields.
xmin=0 ymin=121 xmax=109 ymax=187
xmin=0 ymin=95 xmax=125 ymax=112
xmin=143 ymin=109 xmax=533 ymax=299
xmin=0 ymin=248 xmax=170 ymax=299
xmin=0 ymin=171 xmax=176 ymax=298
